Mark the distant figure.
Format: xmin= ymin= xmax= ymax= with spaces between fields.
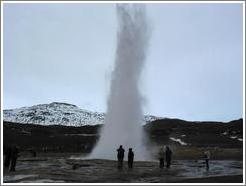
xmin=30 ymin=150 xmax=36 ymax=157
xmin=72 ymin=164 xmax=80 ymax=170
xmin=4 ymin=146 xmax=12 ymax=168
xmin=117 ymin=145 xmax=125 ymax=169
xmin=165 ymin=146 xmax=172 ymax=168
xmin=204 ymin=150 xmax=210 ymax=170
xmin=128 ymin=148 xmax=134 ymax=168
xmin=43 ymin=146 xmax=48 ymax=153
xmin=158 ymin=147 xmax=165 ymax=168
xmin=9 ymin=145 xmax=19 ymax=171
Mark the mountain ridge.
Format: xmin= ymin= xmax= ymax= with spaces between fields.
xmin=3 ymin=102 xmax=162 ymax=127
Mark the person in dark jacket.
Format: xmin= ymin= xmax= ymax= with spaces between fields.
xmin=4 ymin=145 xmax=12 ymax=168
xmin=158 ymin=147 xmax=165 ymax=168
xmin=204 ymin=150 xmax=210 ymax=170
xmin=165 ymin=146 xmax=172 ymax=168
xmin=117 ymin=145 xmax=125 ymax=169
xmin=31 ymin=149 xmax=37 ymax=157
xmin=128 ymin=148 xmax=134 ymax=168
xmin=9 ymin=145 xmax=19 ymax=171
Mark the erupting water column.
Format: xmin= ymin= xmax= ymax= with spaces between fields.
xmin=91 ymin=4 xmax=151 ymax=160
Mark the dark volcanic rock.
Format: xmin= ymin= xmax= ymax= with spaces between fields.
xmin=144 ymin=118 xmax=243 ymax=148
xmin=3 ymin=118 xmax=243 ymax=154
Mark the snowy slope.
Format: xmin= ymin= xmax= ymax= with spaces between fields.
xmin=3 ymin=102 xmax=161 ymax=127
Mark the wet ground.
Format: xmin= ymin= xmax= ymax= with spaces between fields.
xmin=3 ymin=153 xmax=243 ymax=183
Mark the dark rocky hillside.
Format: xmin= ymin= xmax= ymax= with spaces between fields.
xmin=144 ymin=118 xmax=243 ymax=148
xmin=3 ymin=118 xmax=243 ymax=154
xmin=3 ymin=121 xmax=101 ymax=153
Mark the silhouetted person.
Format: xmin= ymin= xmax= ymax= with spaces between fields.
xmin=204 ymin=150 xmax=210 ymax=170
xmin=30 ymin=150 xmax=36 ymax=157
xmin=4 ymin=146 xmax=12 ymax=168
xmin=128 ymin=148 xmax=134 ymax=168
xmin=10 ymin=145 xmax=19 ymax=171
xmin=158 ymin=147 xmax=165 ymax=168
xmin=43 ymin=146 xmax=48 ymax=153
xmin=165 ymin=146 xmax=172 ymax=168
xmin=117 ymin=145 xmax=125 ymax=169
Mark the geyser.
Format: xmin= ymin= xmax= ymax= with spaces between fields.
xmin=91 ymin=4 xmax=151 ymax=160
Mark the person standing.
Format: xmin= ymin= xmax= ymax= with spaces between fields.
xmin=4 ymin=145 xmax=12 ymax=168
xmin=128 ymin=148 xmax=134 ymax=168
xmin=165 ymin=146 xmax=172 ymax=168
xmin=204 ymin=150 xmax=210 ymax=170
xmin=10 ymin=145 xmax=19 ymax=171
xmin=158 ymin=146 xmax=165 ymax=168
xmin=117 ymin=145 xmax=125 ymax=169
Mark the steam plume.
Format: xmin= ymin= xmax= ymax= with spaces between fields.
xmin=91 ymin=4 xmax=151 ymax=160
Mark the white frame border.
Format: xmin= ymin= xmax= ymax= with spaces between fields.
xmin=1 ymin=1 xmax=245 ymax=185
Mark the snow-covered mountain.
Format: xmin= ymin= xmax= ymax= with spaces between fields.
xmin=3 ymin=102 xmax=162 ymax=127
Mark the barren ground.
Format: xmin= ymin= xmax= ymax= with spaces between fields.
xmin=3 ymin=152 xmax=243 ymax=183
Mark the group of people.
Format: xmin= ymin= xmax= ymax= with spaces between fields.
xmin=116 ymin=145 xmax=173 ymax=169
xmin=4 ymin=144 xmax=210 ymax=172
xmin=117 ymin=145 xmax=134 ymax=169
xmin=4 ymin=145 xmax=19 ymax=171
xmin=117 ymin=145 xmax=210 ymax=170
xmin=158 ymin=146 xmax=172 ymax=169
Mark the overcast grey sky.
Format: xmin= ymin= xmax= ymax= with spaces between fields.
xmin=3 ymin=3 xmax=243 ymax=122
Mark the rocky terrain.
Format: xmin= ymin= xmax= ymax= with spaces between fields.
xmin=3 ymin=102 xmax=243 ymax=154
xmin=3 ymin=118 xmax=243 ymax=158
xmin=144 ymin=118 xmax=243 ymax=148
xmin=3 ymin=103 xmax=243 ymax=183
xmin=3 ymin=155 xmax=243 ymax=183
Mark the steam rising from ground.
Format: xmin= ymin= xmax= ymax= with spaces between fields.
xmin=90 ymin=4 xmax=151 ymax=160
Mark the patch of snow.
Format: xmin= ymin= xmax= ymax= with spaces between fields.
xmin=169 ymin=137 xmax=188 ymax=146
xmin=21 ymin=129 xmax=31 ymax=135
xmin=222 ymin=132 xmax=228 ymax=135
xmin=64 ymin=134 xmax=98 ymax=137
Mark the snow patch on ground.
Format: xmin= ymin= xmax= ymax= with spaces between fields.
xmin=64 ymin=134 xmax=98 ymax=137
xmin=170 ymin=137 xmax=188 ymax=146
xmin=222 ymin=132 xmax=228 ymax=135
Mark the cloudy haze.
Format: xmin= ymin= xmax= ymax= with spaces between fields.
xmin=3 ymin=3 xmax=243 ymax=122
